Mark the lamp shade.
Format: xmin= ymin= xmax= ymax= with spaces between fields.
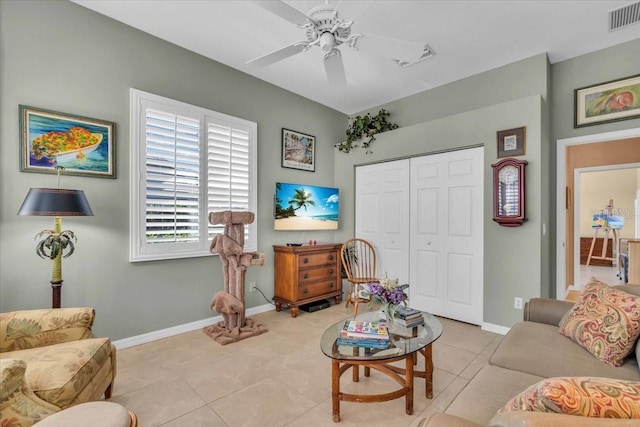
xmin=17 ymin=188 xmax=94 ymax=216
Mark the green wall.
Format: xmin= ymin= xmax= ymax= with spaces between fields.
xmin=1 ymin=1 xmax=638 ymax=337
xmin=0 ymin=0 xmax=346 ymax=339
xmin=549 ymin=39 xmax=640 ymax=287
xmin=334 ymin=94 xmax=547 ymax=328
xmin=335 ymin=39 xmax=640 ymax=328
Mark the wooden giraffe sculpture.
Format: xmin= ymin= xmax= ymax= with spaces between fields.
xmin=203 ymin=211 xmax=267 ymax=344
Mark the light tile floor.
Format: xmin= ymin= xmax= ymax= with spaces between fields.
xmin=579 ymin=264 xmax=625 ymax=288
xmin=109 ymin=304 xmax=502 ymax=426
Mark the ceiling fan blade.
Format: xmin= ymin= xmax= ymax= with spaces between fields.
xmin=252 ymin=0 xmax=310 ymax=26
xmin=246 ymin=42 xmax=309 ymax=67
xmin=353 ymin=34 xmax=427 ymax=63
xmin=323 ymin=49 xmax=347 ymax=86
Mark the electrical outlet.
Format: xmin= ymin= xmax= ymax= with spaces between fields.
xmin=249 ymin=282 xmax=257 ymax=293
xmin=514 ymin=297 xmax=523 ymax=310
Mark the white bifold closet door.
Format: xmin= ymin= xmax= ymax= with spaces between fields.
xmin=355 ymin=147 xmax=484 ymax=325
xmin=355 ymin=159 xmax=410 ymax=284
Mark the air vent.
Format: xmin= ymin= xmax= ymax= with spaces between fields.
xmin=393 ymin=44 xmax=436 ymax=68
xmin=609 ymin=1 xmax=640 ymax=31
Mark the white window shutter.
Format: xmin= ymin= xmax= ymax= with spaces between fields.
xmin=130 ymin=89 xmax=257 ymax=262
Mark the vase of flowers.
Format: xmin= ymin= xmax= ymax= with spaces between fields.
xmin=366 ymin=273 xmax=408 ymax=325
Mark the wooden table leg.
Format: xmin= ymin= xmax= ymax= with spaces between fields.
xmin=423 ymin=345 xmax=434 ymax=399
xmin=405 ymin=354 xmax=414 ymax=415
xmin=352 ymin=347 xmax=359 ymax=382
xmin=332 ymin=359 xmax=340 ymax=422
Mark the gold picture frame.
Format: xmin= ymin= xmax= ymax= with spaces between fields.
xmin=574 ymin=74 xmax=640 ymax=128
xmin=20 ymin=105 xmax=116 ymax=178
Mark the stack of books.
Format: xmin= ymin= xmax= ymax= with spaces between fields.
xmin=337 ymin=319 xmax=390 ymax=349
xmin=394 ymin=306 xmax=424 ymax=328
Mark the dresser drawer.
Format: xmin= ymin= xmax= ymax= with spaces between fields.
xmin=298 ymin=280 xmax=339 ymax=299
xmin=297 ymin=251 xmax=338 ymax=268
xmin=273 ymin=243 xmax=343 ymax=318
xmin=298 ymin=265 xmax=338 ymax=284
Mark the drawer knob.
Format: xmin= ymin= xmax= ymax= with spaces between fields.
xmin=303 ymin=273 xmax=309 ymax=279
xmin=328 ymin=269 xmax=334 ymax=275
xmin=328 ymin=255 xmax=334 ymax=260
xmin=303 ymin=288 xmax=309 ymax=294
xmin=328 ymin=282 xmax=334 ymax=288
xmin=303 ymin=257 xmax=309 ymax=264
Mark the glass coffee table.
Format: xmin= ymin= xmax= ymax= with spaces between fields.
xmin=320 ymin=310 xmax=443 ymax=422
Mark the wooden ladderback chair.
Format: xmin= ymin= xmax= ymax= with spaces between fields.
xmin=341 ymin=238 xmax=378 ymax=316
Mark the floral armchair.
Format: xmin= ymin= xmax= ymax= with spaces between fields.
xmin=0 ymin=308 xmax=116 ymax=426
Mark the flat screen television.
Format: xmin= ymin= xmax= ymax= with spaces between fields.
xmin=274 ymin=182 xmax=339 ymax=231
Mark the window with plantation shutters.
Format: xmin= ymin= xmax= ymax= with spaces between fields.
xmin=130 ymin=89 xmax=257 ymax=262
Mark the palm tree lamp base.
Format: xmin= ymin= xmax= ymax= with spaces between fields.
xmin=51 ymin=280 xmax=63 ymax=309
xmin=17 ymin=185 xmax=94 ymax=309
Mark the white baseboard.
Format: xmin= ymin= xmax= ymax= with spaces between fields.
xmin=112 ymin=303 xmax=275 ymax=350
xmin=481 ymin=322 xmax=510 ymax=335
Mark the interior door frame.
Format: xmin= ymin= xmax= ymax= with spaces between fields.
xmin=556 ymin=127 xmax=640 ymax=299
xmin=573 ymin=163 xmax=640 ymax=286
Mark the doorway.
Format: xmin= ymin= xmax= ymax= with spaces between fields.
xmin=575 ymin=166 xmax=640 ymax=288
xmin=556 ymin=128 xmax=640 ymax=299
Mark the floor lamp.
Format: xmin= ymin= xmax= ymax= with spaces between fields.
xmin=17 ymin=187 xmax=93 ymax=308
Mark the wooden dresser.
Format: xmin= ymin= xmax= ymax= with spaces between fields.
xmin=273 ymin=243 xmax=342 ymax=318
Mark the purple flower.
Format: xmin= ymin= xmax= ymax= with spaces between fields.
xmin=367 ymin=281 xmax=407 ymax=307
xmin=388 ymin=288 xmax=407 ymax=305
xmin=368 ymin=282 xmax=383 ymax=295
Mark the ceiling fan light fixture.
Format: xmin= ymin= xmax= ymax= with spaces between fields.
xmin=320 ymin=32 xmax=336 ymax=51
xmin=393 ymin=44 xmax=436 ymax=68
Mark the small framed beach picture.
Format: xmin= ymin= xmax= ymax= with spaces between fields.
xmin=574 ymin=74 xmax=640 ymax=127
xmin=281 ymin=128 xmax=315 ymax=172
xmin=20 ymin=105 xmax=116 ymax=178
xmin=497 ymin=126 xmax=525 ymax=158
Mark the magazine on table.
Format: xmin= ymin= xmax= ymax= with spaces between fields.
xmin=341 ymin=320 xmax=389 ymax=340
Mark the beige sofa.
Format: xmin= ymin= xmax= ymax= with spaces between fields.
xmin=0 ymin=308 xmax=116 ymax=426
xmin=421 ymin=284 xmax=640 ymax=426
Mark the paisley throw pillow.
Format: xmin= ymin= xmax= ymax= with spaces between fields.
xmin=558 ymin=279 xmax=640 ymax=367
xmin=499 ymin=377 xmax=640 ymax=418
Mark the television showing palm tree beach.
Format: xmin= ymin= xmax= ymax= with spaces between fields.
xmin=274 ymin=182 xmax=339 ymax=230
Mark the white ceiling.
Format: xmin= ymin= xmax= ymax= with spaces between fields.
xmin=73 ymin=0 xmax=640 ymax=115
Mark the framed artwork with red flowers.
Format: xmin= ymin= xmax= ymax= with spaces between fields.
xmin=20 ymin=105 xmax=116 ymax=178
xmin=574 ymin=74 xmax=640 ymax=128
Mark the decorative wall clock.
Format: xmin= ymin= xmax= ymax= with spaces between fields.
xmin=492 ymin=158 xmax=528 ymax=227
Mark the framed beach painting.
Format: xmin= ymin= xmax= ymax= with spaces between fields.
xmin=20 ymin=105 xmax=116 ymax=178
xmin=281 ymin=128 xmax=315 ymax=172
xmin=574 ymin=74 xmax=640 ymax=128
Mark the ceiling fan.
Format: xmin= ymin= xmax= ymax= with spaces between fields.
xmin=247 ymin=0 xmax=434 ymax=86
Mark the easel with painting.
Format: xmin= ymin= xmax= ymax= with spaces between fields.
xmin=586 ymin=199 xmax=620 ymax=267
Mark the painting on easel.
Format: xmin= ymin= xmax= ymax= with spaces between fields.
xmin=591 ymin=199 xmax=624 ymax=229
xmin=586 ymin=199 xmax=623 ymax=268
